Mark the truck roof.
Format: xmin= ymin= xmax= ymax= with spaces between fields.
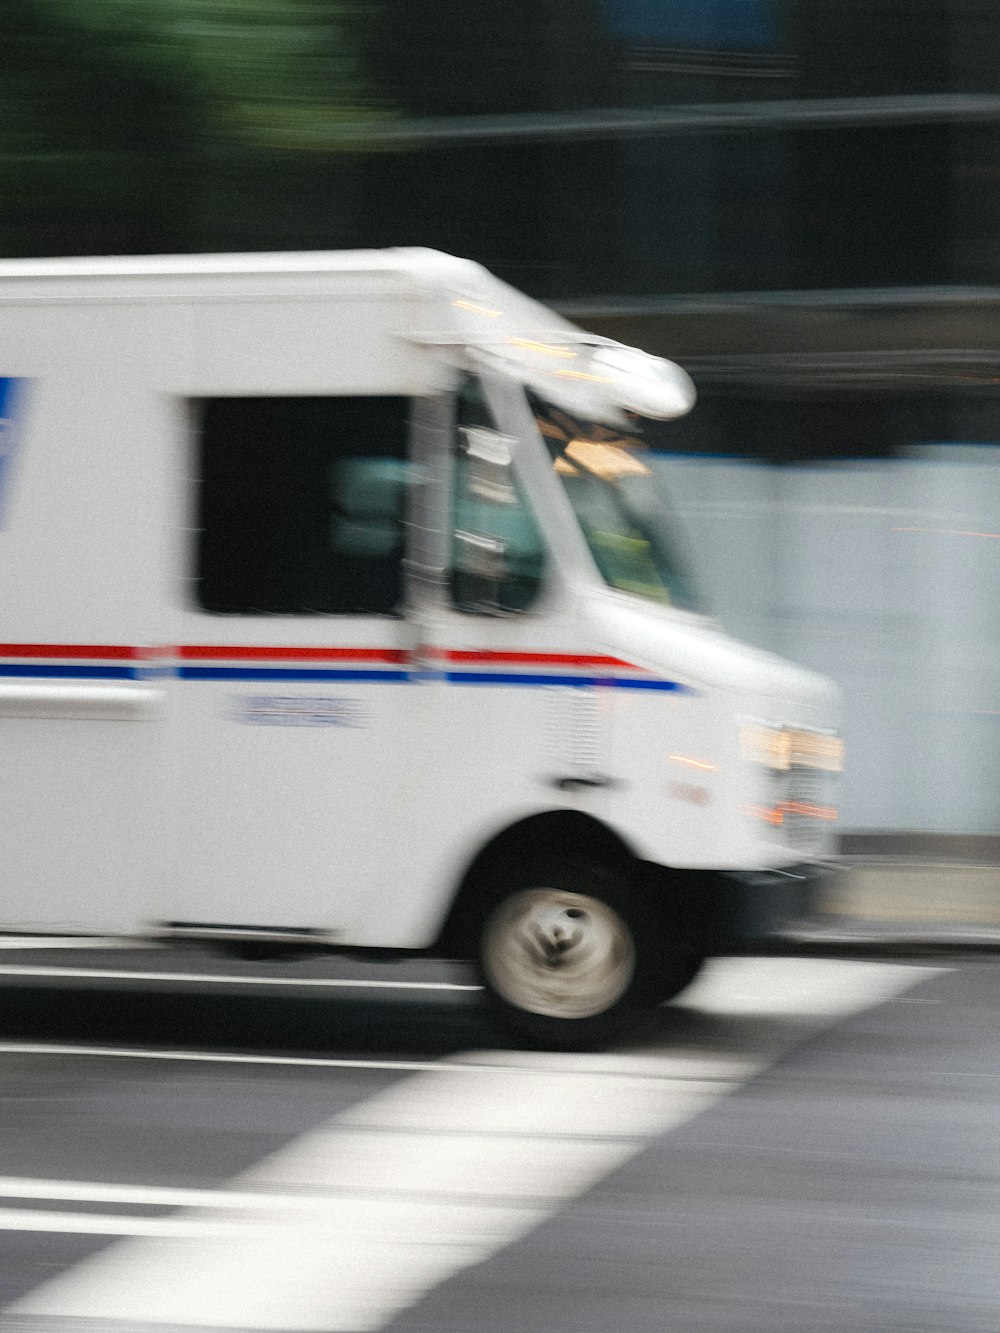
xmin=0 ymin=247 xmax=480 ymax=283
xmin=0 ymin=248 xmax=694 ymax=422
xmin=0 ymin=243 xmax=579 ymax=356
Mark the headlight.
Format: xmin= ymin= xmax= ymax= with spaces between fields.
xmin=740 ymin=723 xmax=791 ymax=771
xmin=741 ymin=724 xmax=843 ymax=773
xmin=789 ymin=730 xmax=844 ymax=772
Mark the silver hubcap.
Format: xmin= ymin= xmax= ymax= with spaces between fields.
xmin=481 ymin=889 xmax=636 ymax=1020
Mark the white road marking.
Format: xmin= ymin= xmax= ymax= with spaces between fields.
xmin=0 ymin=1175 xmax=502 ymax=1213
xmin=0 ymin=1209 xmax=244 ymax=1239
xmin=0 ymin=1040 xmax=774 ymax=1078
xmin=0 ymin=1044 xmax=504 ymax=1073
xmin=0 ymin=963 xmax=480 ymax=990
xmin=5 ymin=958 xmax=937 ymax=1331
xmin=0 ymin=937 xmax=150 ymax=951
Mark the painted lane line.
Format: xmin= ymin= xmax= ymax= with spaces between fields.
xmin=0 ymin=1045 xmax=469 ymax=1073
xmin=0 ymin=1172 xmax=628 ymax=1216
xmin=0 ymin=1176 xmax=455 ymax=1212
xmin=0 ymin=1178 xmax=308 ymax=1210
xmin=0 ymin=1210 xmax=243 ymax=1239
xmin=0 ymin=937 xmax=153 ymax=951
xmin=0 ymin=1200 xmax=551 ymax=1240
xmin=0 ymin=964 xmax=481 ymax=991
xmin=6 ymin=958 xmax=937 ymax=1333
xmin=0 ymin=1205 xmax=544 ymax=1241
xmin=0 ymin=1041 xmax=755 ymax=1080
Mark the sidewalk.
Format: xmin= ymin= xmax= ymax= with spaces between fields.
xmin=781 ymin=859 xmax=1000 ymax=953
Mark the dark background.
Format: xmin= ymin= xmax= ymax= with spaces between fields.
xmin=6 ymin=0 xmax=1000 ymax=457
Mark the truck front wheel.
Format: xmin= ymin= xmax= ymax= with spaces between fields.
xmin=476 ymin=863 xmax=651 ymax=1048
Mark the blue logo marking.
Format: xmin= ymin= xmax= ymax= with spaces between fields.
xmin=0 ymin=378 xmax=27 ymax=527
xmin=231 ymin=694 xmax=371 ymax=727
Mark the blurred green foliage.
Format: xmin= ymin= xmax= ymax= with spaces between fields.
xmin=0 ymin=0 xmax=394 ymax=255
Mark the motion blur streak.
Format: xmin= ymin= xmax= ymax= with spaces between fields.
xmin=892 ymin=526 xmax=1000 ymax=539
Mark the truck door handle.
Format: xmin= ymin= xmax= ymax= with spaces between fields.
xmin=551 ymin=775 xmax=617 ymax=792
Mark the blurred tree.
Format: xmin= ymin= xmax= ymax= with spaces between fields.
xmin=148 ymin=0 xmax=392 ymax=150
xmin=0 ymin=0 xmax=394 ymax=256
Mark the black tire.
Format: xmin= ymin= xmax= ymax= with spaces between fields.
xmin=635 ymin=951 xmax=706 ymax=1008
xmin=474 ymin=860 xmax=651 ymax=1050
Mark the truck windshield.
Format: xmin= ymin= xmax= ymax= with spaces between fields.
xmin=531 ymin=393 xmax=704 ymax=612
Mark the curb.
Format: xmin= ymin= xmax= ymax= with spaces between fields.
xmin=765 ymin=921 xmax=1000 ymax=958
xmin=818 ymin=859 xmax=1000 ymax=935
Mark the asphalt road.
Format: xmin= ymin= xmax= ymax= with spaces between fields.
xmin=0 ymin=943 xmax=995 ymax=1332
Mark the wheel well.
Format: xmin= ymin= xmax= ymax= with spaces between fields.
xmin=435 ymin=810 xmax=639 ymax=957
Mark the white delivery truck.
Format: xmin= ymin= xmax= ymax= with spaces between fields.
xmin=0 ymin=248 xmax=841 ymax=1045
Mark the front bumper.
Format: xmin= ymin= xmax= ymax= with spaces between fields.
xmin=696 ymin=862 xmax=838 ymax=951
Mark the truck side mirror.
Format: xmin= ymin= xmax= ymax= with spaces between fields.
xmin=454 ymin=529 xmax=509 ymax=581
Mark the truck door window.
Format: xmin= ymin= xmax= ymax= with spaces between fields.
xmin=450 ymin=377 xmax=546 ymax=614
xmin=194 ymin=395 xmax=409 ymax=615
xmin=533 ymin=394 xmax=704 ymax=612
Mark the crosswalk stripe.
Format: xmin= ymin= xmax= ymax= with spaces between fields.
xmin=4 ymin=958 xmax=936 ymax=1331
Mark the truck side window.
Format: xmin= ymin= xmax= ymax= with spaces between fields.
xmin=450 ymin=378 xmax=546 ymax=614
xmin=194 ymin=395 xmax=409 ymax=615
